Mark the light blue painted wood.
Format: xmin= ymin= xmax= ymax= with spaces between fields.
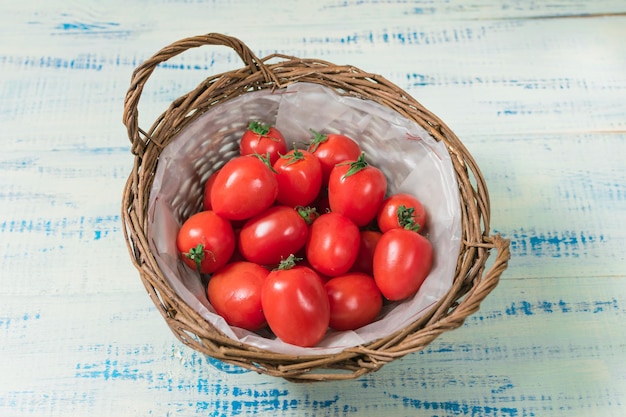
xmin=1 ymin=1 xmax=625 ymax=416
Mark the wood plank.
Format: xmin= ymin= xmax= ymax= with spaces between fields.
xmin=1 ymin=1 xmax=626 ymax=416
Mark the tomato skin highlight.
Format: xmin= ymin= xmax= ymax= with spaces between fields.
xmin=306 ymin=212 xmax=360 ymax=277
xmin=373 ymin=229 xmax=434 ymax=301
xmin=261 ymin=266 xmax=330 ymax=347
xmin=273 ymin=148 xmax=323 ymax=207
xmin=207 ymin=262 xmax=269 ymax=331
xmin=325 ymin=272 xmax=383 ymax=331
xmin=238 ymin=205 xmax=309 ymax=266
xmin=307 ymin=132 xmax=362 ymax=184
xmin=377 ymin=193 xmax=427 ymax=234
xmin=327 ymin=155 xmax=387 ymax=227
xmin=239 ymin=123 xmax=287 ymax=165
xmin=210 ymin=155 xmax=278 ymax=221
xmin=176 ymin=211 xmax=235 ymax=274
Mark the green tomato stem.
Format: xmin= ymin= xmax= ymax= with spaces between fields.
xmin=185 ymin=243 xmax=206 ymax=274
xmin=397 ymin=205 xmax=421 ymax=233
xmin=279 ymin=143 xmax=305 ymax=166
xmin=341 ymin=152 xmax=368 ymax=179
xmin=276 ymin=254 xmax=303 ymax=271
xmin=248 ymin=121 xmax=271 ymax=136
xmin=307 ymin=129 xmax=328 ymax=153
xmin=295 ymin=206 xmax=318 ymax=225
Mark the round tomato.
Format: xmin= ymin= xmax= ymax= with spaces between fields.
xmin=307 ymin=130 xmax=361 ymax=184
xmin=377 ymin=193 xmax=427 ymax=233
xmin=350 ymin=230 xmax=382 ymax=276
xmin=176 ymin=210 xmax=235 ymax=274
xmin=328 ymin=153 xmax=387 ymax=227
xmin=273 ymin=146 xmax=323 ymax=207
xmin=207 ymin=261 xmax=269 ymax=331
xmin=202 ymin=169 xmax=220 ymax=211
xmin=325 ymin=272 xmax=383 ymax=331
xmin=373 ymin=229 xmax=433 ymax=301
xmin=239 ymin=121 xmax=287 ymax=165
xmin=306 ymin=212 xmax=360 ymax=277
xmin=261 ymin=262 xmax=330 ymax=347
xmin=210 ymin=155 xmax=278 ymax=221
xmin=238 ymin=205 xmax=309 ymax=266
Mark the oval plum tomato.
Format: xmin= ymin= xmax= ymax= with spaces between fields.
xmin=373 ymin=228 xmax=434 ymax=301
xmin=210 ymin=154 xmax=278 ymax=221
xmin=325 ymin=272 xmax=383 ymax=331
xmin=176 ymin=210 xmax=235 ymax=274
xmin=239 ymin=121 xmax=287 ymax=165
xmin=238 ymin=205 xmax=309 ymax=266
xmin=207 ymin=261 xmax=269 ymax=331
xmin=273 ymin=145 xmax=323 ymax=207
xmin=377 ymin=193 xmax=427 ymax=234
xmin=328 ymin=153 xmax=387 ymax=227
xmin=350 ymin=230 xmax=382 ymax=276
xmin=202 ymin=169 xmax=220 ymax=211
xmin=307 ymin=130 xmax=361 ymax=184
xmin=261 ymin=258 xmax=330 ymax=347
xmin=306 ymin=212 xmax=360 ymax=277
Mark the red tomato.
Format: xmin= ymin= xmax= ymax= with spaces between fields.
xmin=273 ymin=146 xmax=323 ymax=207
xmin=298 ymin=258 xmax=331 ymax=282
xmin=325 ymin=272 xmax=383 ymax=331
xmin=373 ymin=229 xmax=433 ymax=301
xmin=207 ymin=261 xmax=269 ymax=331
xmin=350 ymin=230 xmax=382 ymax=276
xmin=238 ymin=205 xmax=309 ymax=266
xmin=377 ymin=193 xmax=427 ymax=233
xmin=261 ymin=262 xmax=330 ymax=347
xmin=239 ymin=121 xmax=287 ymax=165
xmin=307 ymin=130 xmax=361 ymax=184
xmin=210 ymin=155 xmax=278 ymax=221
xmin=202 ymin=170 xmax=220 ymax=211
xmin=328 ymin=153 xmax=387 ymax=227
xmin=176 ymin=211 xmax=235 ymax=274
xmin=306 ymin=212 xmax=360 ymax=277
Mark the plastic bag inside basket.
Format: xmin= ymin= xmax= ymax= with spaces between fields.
xmin=147 ymin=82 xmax=462 ymax=355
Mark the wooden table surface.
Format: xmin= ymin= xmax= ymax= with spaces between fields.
xmin=2 ymin=1 xmax=625 ymax=416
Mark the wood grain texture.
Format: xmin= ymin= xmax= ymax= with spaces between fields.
xmin=1 ymin=0 xmax=625 ymax=416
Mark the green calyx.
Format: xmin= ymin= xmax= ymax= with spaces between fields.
xmin=397 ymin=205 xmax=421 ymax=233
xmin=185 ymin=243 xmax=206 ymax=274
xmin=279 ymin=143 xmax=305 ymax=166
xmin=295 ymin=205 xmax=318 ymax=225
xmin=248 ymin=121 xmax=271 ymax=136
xmin=276 ymin=254 xmax=303 ymax=271
xmin=307 ymin=129 xmax=328 ymax=153
xmin=253 ymin=152 xmax=278 ymax=173
xmin=341 ymin=152 xmax=368 ymax=179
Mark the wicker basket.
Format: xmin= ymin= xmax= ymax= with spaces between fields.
xmin=122 ymin=33 xmax=510 ymax=382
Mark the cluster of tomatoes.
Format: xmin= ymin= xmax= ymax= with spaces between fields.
xmin=175 ymin=121 xmax=433 ymax=347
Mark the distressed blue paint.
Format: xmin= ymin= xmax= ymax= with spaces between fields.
xmin=464 ymin=297 xmax=623 ymax=327
xmin=498 ymin=228 xmax=604 ymax=258
xmin=0 ymin=215 xmax=120 ymax=240
xmin=0 ymin=311 xmax=41 ymax=330
xmin=206 ymin=356 xmax=251 ymax=374
xmin=302 ymin=26 xmax=489 ymax=47
xmin=55 ymin=22 xmax=120 ymax=32
xmin=387 ymin=393 xmax=523 ymax=417
xmin=75 ymin=358 xmax=155 ymax=381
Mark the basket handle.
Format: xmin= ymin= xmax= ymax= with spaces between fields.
xmin=122 ymin=33 xmax=275 ymax=155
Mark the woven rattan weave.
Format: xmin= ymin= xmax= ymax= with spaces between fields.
xmin=122 ymin=33 xmax=510 ymax=382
